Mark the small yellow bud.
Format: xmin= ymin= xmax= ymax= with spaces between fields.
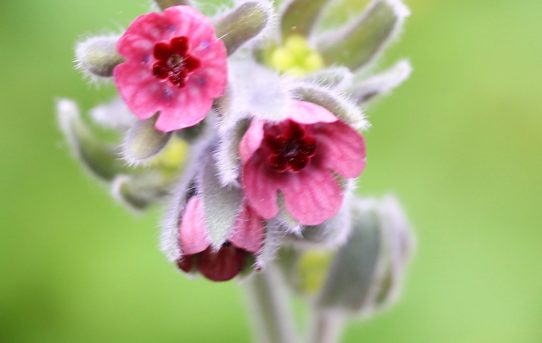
xmin=152 ymin=137 xmax=187 ymax=171
xmin=270 ymin=47 xmax=295 ymax=72
xmin=285 ymin=35 xmax=310 ymax=55
xmin=304 ymin=52 xmax=324 ymax=72
xmin=296 ymin=250 xmax=333 ymax=295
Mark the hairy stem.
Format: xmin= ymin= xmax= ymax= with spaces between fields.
xmin=244 ymin=266 xmax=298 ymax=343
xmin=308 ymin=311 xmax=345 ymax=343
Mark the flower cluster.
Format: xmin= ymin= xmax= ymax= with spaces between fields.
xmin=61 ymin=0 xmax=413 ymax=297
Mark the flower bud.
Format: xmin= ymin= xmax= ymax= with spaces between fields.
xmin=280 ymin=0 xmax=329 ymax=38
xmin=268 ymin=35 xmax=324 ymax=76
xmin=315 ymin=195 xmax=415 ymax=317
xmin=56 ymin=99 xmax=128 ymax=181
xmin=215 ymin=1 xmax=274 ymax=55
xmin=161 ymin=147 xmax=266 ymax=281
xmin=75 ymin=36 xmax=123 ymax=78
xmin=318 ymin=0 xmax=410 ymax=71
xmin=121 ymin=116 xmax=172 ymax=166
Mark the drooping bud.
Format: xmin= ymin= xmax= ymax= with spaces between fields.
xmin=56 ymin=99 xmax=128 ymax=181
xmin=121 ymin=116 xmax=172 ymax=166
xmin=160 ymin=143 xmax=266 ymax=281
xmin=318 ymin=0 xmax=410 ymax=71
xmin=215 ymin=1 xmax=274 ymax=55
xmin=316 ymin=195 xmax=415 ymax=317
xmin=75 ymin=36 xmax=123 ymax=78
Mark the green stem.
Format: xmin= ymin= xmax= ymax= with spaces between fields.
xmin=244 ymin=266 xmax=298 ymax=343
xmin=308 ymin=311 xmax=345 ymax=343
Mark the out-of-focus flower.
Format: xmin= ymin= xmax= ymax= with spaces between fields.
xmin=114 ymin=6 xmax=227 ymax=132
xmin=176 ymin=196 xmax=264 ymax=282
xmin=240 ymin=100 xmax=366 ymax=226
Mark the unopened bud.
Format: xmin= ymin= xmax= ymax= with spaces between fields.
xmin=280 ymin=0 xmax=329 ymax=38
xmin=75 ymin=35 xmax=123 ymax=78
xmin=318 ymin=0 xmax=410 ymax=71
xmin=56 ymin=99 xmax=127 ymax=181
xmin=122 ymin=116 xmax=172 ymax=166
xmin=215 ymin=1 xmax=273 ymax=55
xmin=316 ymin=195 xmax=415 ymax=317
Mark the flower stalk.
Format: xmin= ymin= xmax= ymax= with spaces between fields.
xmin=308 ymin=312 xmax=345 ymax=343
xmin=244 ymin=267 xmax=298 ymax=343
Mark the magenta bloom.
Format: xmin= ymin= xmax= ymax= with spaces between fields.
xmin=114 ymin=6 xmax=228 ymax=132
xmin=176 ymin=196 xmax=264 ymax=282
xmin=240 ymin=101 xmax=366 ymax=226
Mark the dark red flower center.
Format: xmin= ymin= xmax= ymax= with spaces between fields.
xmin=176 ymin=242 xmax=248 ymax=282
xmin=262 ymin=120 xmax=317 ymax=172
xmin=152 ymin=36 xmax=201 ymax=88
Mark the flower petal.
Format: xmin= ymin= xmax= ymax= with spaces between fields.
xmin=196 ymin=245 xmax=247 ymax=282
xmin=281 ymin=166 xmax=343 ymax=225
xmin=117 ymin=12 xmax=170 ymax=60
xmin=229 ymin=205 xmax=265 ymax=253
xmin=242 ymin=154 xmax=281 ymax=220
xmin=289 ymin=100 xmax=337 ymax=124
xmin=113 ymin=62 xmax=168 ymax=120
xmin=179 ymin=196 xmax=210 ymax=255
xmin=155 ymin=87 xmax=213 ymax=131
xmin=239 ymin=120 xmax=264 ymax=162
xmin=313 ymin=121 xmax=366 ymax=178
xmin=165 ymin=6 xmax=216 ymax=46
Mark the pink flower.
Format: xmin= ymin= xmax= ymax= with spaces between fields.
xmin=240 ymin=101 xmax=366 ymax=226
xmin=114 ymin=6 xmax=228 ymax=132
xmin=176 ymin=196 xmax=264 ymax=282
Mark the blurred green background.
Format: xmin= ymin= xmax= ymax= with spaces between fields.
xmin=1 ymin=0 xmax=541 ymax=342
